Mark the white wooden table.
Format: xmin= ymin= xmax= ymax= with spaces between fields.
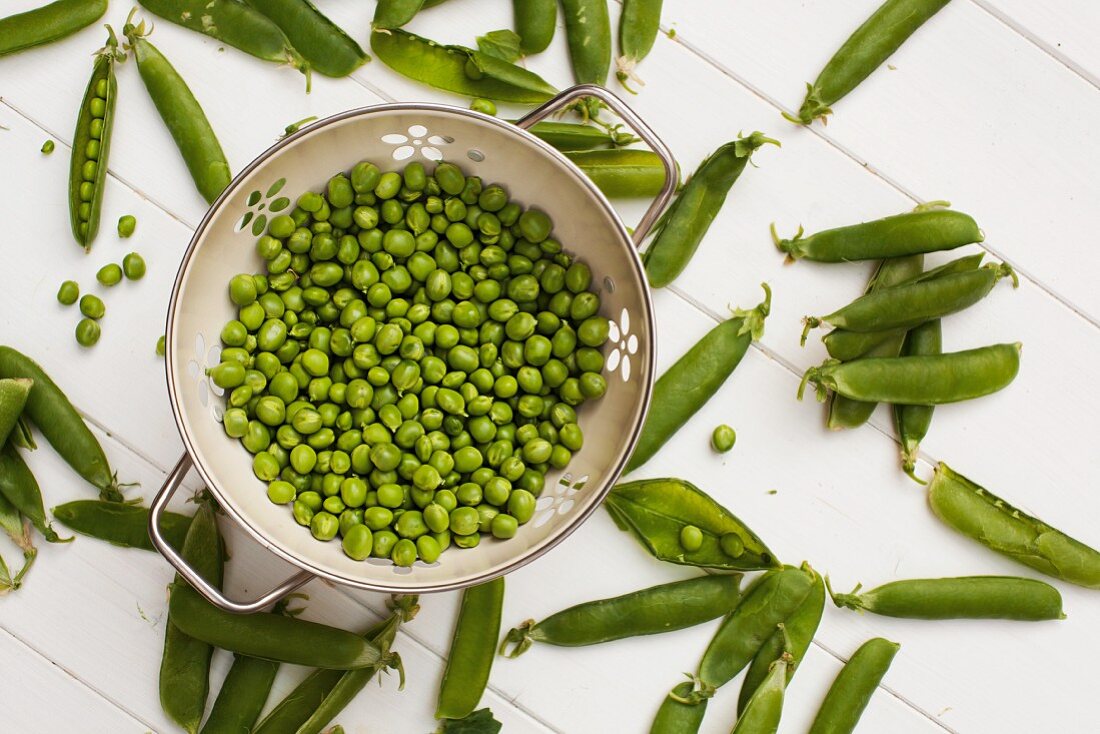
xmin=2 ymin=1 xmax=1098 ymax=731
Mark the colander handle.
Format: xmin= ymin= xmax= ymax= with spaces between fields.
xmin=149 ymin=453 xmax=313 ymax=614
xmin=515 ymin=84 xmax=678 ymax=247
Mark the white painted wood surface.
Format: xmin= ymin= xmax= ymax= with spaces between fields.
xmin=1 ymin=1 xmax=1097 ymax=731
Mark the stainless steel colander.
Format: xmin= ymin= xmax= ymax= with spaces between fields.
xmin=149 ymin=85 xmax=675 ymax=612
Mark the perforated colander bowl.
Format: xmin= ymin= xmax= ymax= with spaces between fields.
xmin=150 ymin=86 xmax=675 ymax=612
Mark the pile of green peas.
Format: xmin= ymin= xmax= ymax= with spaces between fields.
xmin=209 ymin=159 xmax=611 ymax=567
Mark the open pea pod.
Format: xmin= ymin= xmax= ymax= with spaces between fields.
xmin=605 ymin=478 xmax=779 ymax=571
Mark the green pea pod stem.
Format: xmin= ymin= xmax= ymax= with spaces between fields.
xmin=799 ymin=343 xmax=1021 ymax=406
xmin=650 ymin=680 xmax=707 ymax=734
xmin=560 ymin=0 xmax=612 ymax=85
xmin=169 ymin=583 xmax=386 ymax=669
xmin=53 ymin=500 xmax=192 ymax=551
xmin=125 ymin=18 xmax=232 ymax=204
xmin=928 ymin=463 xmax=1100 ymax=589
xmin=646 ymin=134 xmax=777 ymax=288
xmin=513 ymin=0 xmax=556 ymax=55
xmin=244 ymin=0 xmax=367 ymax=77
xmin=616 ymin=0 xmax=663 ymax=91
xmin=607 ymin=478 xmax=777 ymax=571
xmin=0 ymin=0 xmax=107 ymax=57
xmin=137 ymin=0 xmax=309 ymax=85
xmin=0 ymin=378 xmax=33 ymax=448
xmin=521 ymin=120 xmax=638 ymax=151
xmin=790 ymin=0 xmax=952 ymax=125
xmin=9 ymin=416 xmax=37 ymax=451
xmin=199 ymin=654 xmax=279 ymax=734
xmin=738 ymin=564 xmax=824 ymax=714
xmin=828 ymin=575 xmax=1064 ymax=621
xmin=565 ymin=149 xmax=668 ymax=198
xmin=626 ymin=286 xmax=770 ymax=473
xmin=808 ymin=638 xmax=899 ymax=734
xmin=0 ymin=346 xmax=126 ymax=501
xmin=730 ymin=653 xmax=791 ymax=734
xmin=893 ymin=319 xmax=941 ymax=479
xmin=437 ymin=577 xmax=504 ymax=719
xmin=802 ymin=263 xmax=1016 ymax=341
xmin=0 ymin=489 xmax=36 ymax=593
xmin=676 ymin=567 xmax=813 ymax=703
xmin=0 ymin=445 xmax=68 ymax=543
xmin=161 ymin=502 xmax=224 ymax=734
xmin=371 ymin=29 xmax=557 ymax=104
xmin=501 ymin=574 xmax=741 ymax=657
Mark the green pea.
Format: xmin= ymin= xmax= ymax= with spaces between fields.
xmin=469 ymin=98 xmax=497 ymax=116
xmin=364 ymin=506 xmax=394 ymax=531
xmin=342 ymin=524 xmax=373 ymax=560
xmin=508 ymin=489 xmax=536 ymax=524
xmin=373 ymin=530 xmax=398 ymax=558
xmin=579 ymin=372 xmax=607 ymax=399
xmin=310 ymin=511 xmax=339 ymax=541
xmin=391 ymin=538 xmax=418 ymax=566
xmin=720 ymin=532 xmax=745 ymax=558
xmin=454 ymin=533 xmax=480 ymax=549
xmin=292 ymin=500 xmax=314 ymax=526
xmin=565 ymin=262 xmax=592 ymax=293
xmin=57 ymin=280 xmax=80 ymax=305
xmin=519 ymin=209 xmax=552 ymax=242
xmin=712 ymin=424 xmax=737 ymax=453
xmin=416 ymin=535 xmax=442 ymax=563
xmin=680 ymin=525 xmax=704 ymax=552
xmin=75 ymin=318 xmax=101 ymax=347
xmin=96 ymin=263 xmax=122 ymax=286
xmin=229 ymin=274 xmax=258 ymax=306
xmin=222 ymin=408 xmax=249 ymax=438
xmin=323 ymin=496 xmax=345 ymax=515
xmin=450 ymin=506 xmax=480 ymax=536
xmin=491 ymin=513 xmax=519 ymax=539
xmin=252 ymin=451 xmax=281 ymax=481
xmin=266 ymin=480 xmax=296 ymax=505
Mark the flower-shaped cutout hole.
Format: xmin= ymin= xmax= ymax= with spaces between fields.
xmin=533 ymin=473 xmax=588 ymax=528
xmin=382 ymin=126 xmax=451 ymax=162
xmin=606 ymin=308 xmax=637 ymax=382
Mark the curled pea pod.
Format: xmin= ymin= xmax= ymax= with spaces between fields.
xmin=53 ymin=500 xmax=192 ymax=552
xmin=560 ymin=0 xmax=612 ymax=85
xmin=0 ymin=346 xmax=127 ymax=501
xmin=0 ymin=445 xmax=69 ymax=543
xmin=69 ymin=27 xmax=122 ymax=251
xmin=522 ymin=120 xmax=638 ymax=151
xmin=0 ymin=488 xmax=36 ymax=593
xmin=0 ymin=0 xmax=107 ymax=57
xmin=774 ymin=208 xmax=982 ymax=263
xmin=606 ymin=478 xmax=778 ymax=571
xmin=245 ymin=0 xmax=367 ymax=77
xmin=0 ymin=378 xmax=33 ymax=448
xmin=807 ymin=638 xmax=899 ymax=734
xmin=616 ymin=0 xmax=663 ymax=91
xmin=928 ymin=462 xmax=1100 ymax=589
xmin=8 ymin=416 xmax=36 ymax=451
xmin=199 ymin=654 xmax=279 ymax=734
xmin=828 ymin=575 xmax=1065 ymax=621
xmin=565 ymin=149 xmax=669 ymax=198
xmin=650 ymin=680 xmax=707 ymax=734
xmin=372 ymin=29 xmax=557 ymax=104
xmin=626 ymin=286 xmax=770 ymax=473
xmin=789 ymin=0 xmax=952 ymax=125
xmin=645 ymin=134 xmax=777 ymax=288
xmin=512 ymin=0 xmax=556 ymax=55
xmin=436 ymin=577 xmax=504 ymax=720
xmin=125 ymin=16 xmax=232 ymax=204
xmin=893 ymin=318 xmax=941 ymax=479
xmin=501 ymin=574 xmax=741 ymax=657
xmin=730 ymin=653 xmax=792 ymax=734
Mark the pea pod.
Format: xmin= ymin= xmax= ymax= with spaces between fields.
xmin=560 ymin=0 xmax=611 ymax=84
xmin=646 ymin=134 xmax=777 ymax=288
xmin=928 ymin=462 xmax=1100 ymax=589
xmin=730 ymin=653 xmax=791 ymax=734
xmin=565 ymin=149 xmax=668 ymax=198
xmin=502 ymin=574 xmax=741 ymax=657
xmin=808 ymin=638 xmax=899 ymax=734
xmin=69 ymin=28 xmax=122 ymax=251
xmin=607 ymin=479 xmax=777 ymax=571
xmin=245 ymin=0 xmax=367 ymax=77
xmin=252 ymin=669 xmax=346 ymax=734
xmin=789 ymin=0 xmax=952 ymax=125
xmin=0 ymin=378 xmax=33 ymax=448
xmin=512 ymin=0 xmax=556 ymax=55
xmin=199 ymin=654 xmax=279 ymax=734
xmin=8 ymin=416 xmax=36 ymax=451
xmin=125 ymin=17 xmax=232 ymax=203
xmin=616 ymin=0 xmax=663 ymax=90
xmin=650 ymin=681 xmax=706 ymax=734
xmin=893 ymin=319 xmax=941 ymax=479
xmin=373 ymin=0 xmax=428 ymax=29
xmin=626 ymin=286 xmax=770 ymax=473
xmin=53 ymin=500 xmax=192 ymax=551
xmin=437 ymin=578 xmax=504 ymax=719
xmin=0 ymin=489 xmax=36 ymax=593
xmin=0 ymin=0 xmax=106 ymax=57
xmin=523 ymin=120 xmax=638 ymax=151
xmin=0 ymin=445 xmax=68 ymax=543
xmin=828 ymin=575 xmax=1064 ymax=621
xmin=372 ymin=29 xmax=557 ymax=104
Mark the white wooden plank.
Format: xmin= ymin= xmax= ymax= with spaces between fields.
xmin=973 ymin=0 xmax=1100 ymax=86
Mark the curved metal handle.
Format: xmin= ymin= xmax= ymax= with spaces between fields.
xmin=516 ymin=84 xmax=677 ymax=247
xmin=149 ymin=454 xmax=312 ymax=614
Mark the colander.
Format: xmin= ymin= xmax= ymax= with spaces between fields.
xmin=149 ymin=85 xmax=676 ymax=612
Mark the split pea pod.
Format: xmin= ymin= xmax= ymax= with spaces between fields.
xmin=53 ymin=500 xmax=192 ymax=551
xmin=928 ymin=463 xmax=1100 ymax=589
xmin=893 ymin=319 xmax=941 ymax=479
xmin=606 ymin=478 xmax=778 ymax=571
xmin=199 ymin=654 xmax=279 ymax=734
xmin=828 ymin=575 xmax=1064 ymax=621
xmin=523 ymin=120 xmax=638 ymax=151
xmin=125 ymin=18 xmax=231 ymax=204
xmin=502 ymin=574 xmax=741 ymax=657
xmin=774 ymin=208 xmax=981 ymax=263
xmin=0 ymin=378 xmax=33 ymax=448
xmin=513 ymin=0 xmax=556 ymax=55
xmin=789 ymin=0 xmax=953 ymax=125
xmin=646 ymin=134 xmax=777 ymax=288
xmin=626 ymin=286 xmax=770 ymax=473
xmin=650 ymin=681 xmax=707 ymax=734
xmin=0 ymin=489 xmax=36 ymax=593
xmin=245 ymin=0 xmax=367 ymax=77
xmin=730 ymin=653 xmax=791 ymax=734
xmin=565 ymin=149 xmax=668 ymax=198
xmin=0 ymin=0 xmax=107 ymax=57
xmin=437 ymin=577 xmax=504 ymax=720
xmin=161 ymin=502 xmax=223 ymax=734
xmin=616 ymin=0 xmax=663 ymax=90
xmin=0 ymin=445 xmax=68 ymax=543
xmin=807 ymin=638 xmax=899 ymax=734
xmin=9 ymin=417 xmax=36 ymax=451
xmin=799 ymin=343 xmax=1021 ymax=406
xmin=0 ymin=346 xmax=126 ymax=501
xmin=560 ymin=0 xmax=612 ymax=85
xmin=69 ymin=27 xmax=122 ymax=251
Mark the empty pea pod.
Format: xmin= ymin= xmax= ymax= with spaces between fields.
xmin=789 ymin=0 xmax=952 ymax=125
xmin=0 ymin=0 xmax=107 ymax=57
xmin=564 ymin=149 xmax=668 ymax=198
xmin=616 ymin=0 xmax=663 ymax=90
xmin=512 ymin=0 xmax=556 ymax=55
xmin=799 ymin=343 xmax=1021 ymax=406
xmin=0 ymin=487 xmax=36 ymax=593
xmin=730 ymin=652 xmax=791 ymax=734
xmin=606 ymin=478 xmax=778 ymax=571
xmin=522 ymin=120 xmax=637 ymax=151
xmin=0 ymin=445 xmax=69 ymax=543
xmin=0 ymin=378 xmax=33 ymax=448
xmin=893 ymin=318 xmax=941 ymax=479
xmin=125 ymin=16 xmax=232 ymax=203
xmin=245 ymin=0 xmax=367 ymax=77
xmin=928 ymin=462 xmax=1100 ymax=589
xmin=437 ymin=577 xmax=504 ymax=719
xmin=646 ymin=134 xmax=777 ymax=288
xmin=807 ymin=638 xmax=899 ymax=734
xmin=560 ymin=0 xmax=612 ymax=85
xmin=828 ymin=575 xmax=1065 ymax=621
xmin=53 ymin=500 xmax=192 ymax=551
xmin=650 ymin=680 xmax=706 ymax=734
xmin=501 ymin=574 xmax=742 ymax=657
